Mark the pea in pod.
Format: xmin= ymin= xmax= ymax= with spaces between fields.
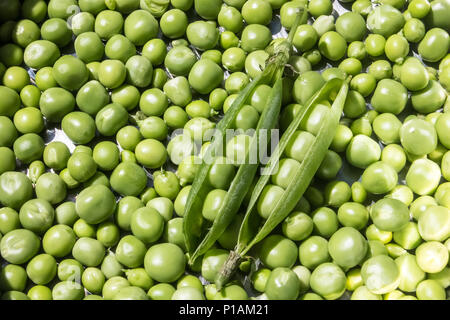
xmin=216 ymin=77 xmax=350 ymax=289
xmin=183 ymin=9 xmax=307 ymax=264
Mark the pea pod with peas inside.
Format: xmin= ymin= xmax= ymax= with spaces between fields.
xmin=215 ymin=77 xmax=349 ymax=289
xmin=183 ymin=9 xmax=308 ymax=264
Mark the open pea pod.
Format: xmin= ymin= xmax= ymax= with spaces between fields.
xmin=216 ymin=78 xmax=350 ymax=288
xmin=188 ymin=79 xmax=283 ymax=263
xmin=183 ymin=9 xmax=307 ymax=263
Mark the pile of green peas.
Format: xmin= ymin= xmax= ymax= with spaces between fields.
xmin=0 ymin=0 xmax=448 ymax=301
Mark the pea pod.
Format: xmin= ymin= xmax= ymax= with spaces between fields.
xmin=183 ymin=9 xmax=307 ymax=263
xmin=216 ymin=78 xmax=349 ymax=289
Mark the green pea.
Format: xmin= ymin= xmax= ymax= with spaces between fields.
xmin=241 ymin=24 xmax=272 ymax=53
xmin=406 ymin=158 xmax=441 ymax=196
xmin=373 ymin=113 xmax=402 ymax=145
xmin=324 ymin=181 xmax=352 ymax=208
xmin=95 ymin=103 xmax=128 ymax=137
xmin=27 ymin=285 xmax=52 ymax=300
xmin=418 ymin=28 xmax=450 ymax=63
xmin=337 ymin=202 xmax=369 ymax=230
xmin=98 ymin=59 xmax=126 ymax=89
xmin=416 ymin=279 xmax=446 ymax=300
xmin=142 ymin=39 xmax=167 ymax=66
xmin=0 ymin=86 xmax=20 ymax=117
xmin=411 ymin=80 xmax=447 ymax=114
xmin=35 ymin=173 xmax=67 ymax=205
xmin=0 ymin=116 xmax=18 ymax=148
xmin=145 ymin=243 xmax=186 ymax=283
xmin=0 ymin=229 xmax=40 ymax=265
xmin=186 ymin=21 xmax=219 ymax=51
xmin=150 ymin=68 xmax=167 ymax=90
xmin=52 ymin=281 xmax=84 ymax=300
xmin=125 ymin=268 xmax=153 ymax=291
xmin=362 ymin=161 xmax=398 ymax=195
xmin=123 ymin=9 xmax=158 ymax=45
xmin=123 ymin=56 xmax=153 ymax=89
xmin=400 ymin=118 xmax=437 ymax=156
xmin=0 ymin=147 xmax=15 ymax=175
xmin=347 ymin=41 xmax=367 ymax=60
xmin=418 ymin=205 xmax=450 ymax=242
xmin=163 ymin=77 xmax=192 ymax=107
xmin=71 ymin=12 xmax=95 ymax=36
xmin=148 ymin=283 xmax=175 ymax=300
xmin=318 ymin=31 xmax=347 ymax=61
xmin=370 ymin=198 xmax=410 ymax=232
xmin=329 ymin=227 xmax=368 ymax=269
xmin=417 ymin=241 xmax=449 ymax=274
xmin=264 ymin=267 xmax=300 ymax=300
xmin=0 ymin=264 xmax=27 ymax=292
xmin=163 ymin=217 xmax=186 ymax=251
xmin=310 ymin=263 xmax=346 ymax=300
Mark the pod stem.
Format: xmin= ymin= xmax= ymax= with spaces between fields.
xmin=129 ymin=111 xmax=147 ymax=125
xmin=215 ymin=250 xmax=243 ymax=291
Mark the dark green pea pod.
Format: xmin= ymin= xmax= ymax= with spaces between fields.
xmin=183 ymin=9 xmax=307 ymax=264
xmin=216 ymin=78 xmax=349 ymax=289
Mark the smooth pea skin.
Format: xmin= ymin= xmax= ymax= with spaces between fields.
xmin=186 ymin=21 xmax=219 ymax=51
xmin=0 ymin=264 xmax=27 ymax=292
xmin=310 ymin=263 xmax=346 ymax=300
xmin=241 ymin=24 xmax=272 ymax=52
xmin=298 ymin=236 xmax=330 ymax=270
xmin=418 ymin=205 xmax=450 ymax=242
xmin=371 ymin=79 xmax=407 ymax=114
xmin=130 ymin=207 xmax=164 ymax=245
xmin=76 ymin=80 xmax=110 ymax=116
xmin=0 ymin=172 xmax=34 ymax=210
xmin=40 ymin=87 xmax=75 ymax=122
xmin=110 ymin=162 xmax=147 ymax=197
xmin=98 ymin=59 xmax=126 ymax=89
xmin=328 ymin=227 xmax=368 ymax=269
xmin=418 ymin=28 xmax=449 ymax=62
xmin=201 ymin=249 xmax=229 ymax=283
xmin=370 ymin=198 xmax=410 ymax=232
xmin=335 ymin=12 xmax=367 ymax=42
xmin=24 ymin=40 xmax=60 ymax=69
xmin=72 ymin=237 xmax=105 ymax=267
xmin=361 ymin=161 xmax=398 ymax=194
xmin=95 ymin=103 xmax=128 ymax=137
xmin=0 ymin=229 xmax=40 ymax=265
xmin=42 ymin=224 xmax=76 ymax=258
xmin=258 ymin=235 xmax=298 ymax=269
xmin=19 ymin=198 xmax=54 ymax=234
xmin=52 ymin=55 xmax=89 ymax=91
xmin=416 ymin=241 xmax=449 ymax=273
xmin=411 ymin=80 xmax=447 ymax=114
xmin=361 ymin=255 xmax=400 ymax=294
xmin=366 ymin=4 xmax=405 ymax=38
xmin=188 ymin=59 xmax=223 ymax=95
xmin=265 ymin=268 xmax=300 ymax=300
xmin=318 ymin=31 xmax=347 ymax=61
xmin=400 ymin=57 xmax=429 ymax=92
xmin=62 ymin=112 xmax=96 ymax=144
xmin=346 ymin=135 xmax=381 ymax=169
xmin=35 ymin=173 xmax=67 ymax=205
xmin=282 ymin=211 xmax=313 ymax=241
xmin=0 ymin=147 xmax=16 ymax=175
xmin=144 ymin=243 xmax=186 ymax=283
xmin=406 ymin=159 xmax=441 ymax=196
xmin=400 ymin=118 xmax=437 ymax=156
xmin=76 ymin=185 xmax=116 ymax=224
xmin=26 ymin=254 xmax=57 ymax=285
xmin=160 ymin=9 xmax=188 ymax=39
